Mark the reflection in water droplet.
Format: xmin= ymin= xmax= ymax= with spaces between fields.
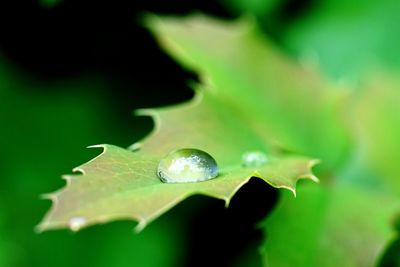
xmin=242 ymin=151 xmax=268 ymax=168
xmin=157 ymin=148 xmax=219 ymax=183
xmin=69 ymin=216 xmax=86 ymax=232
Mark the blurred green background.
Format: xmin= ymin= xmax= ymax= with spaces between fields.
xmin=1 ymin=0 xmax=400 ymax=266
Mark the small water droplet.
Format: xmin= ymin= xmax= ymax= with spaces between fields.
xmin=242 ymin=151 xmax=268 ymax=168
xmin=69 ymin=216 xmax=86 ymax=231
xmin=157 ymin=148 xmax=219 ymax=183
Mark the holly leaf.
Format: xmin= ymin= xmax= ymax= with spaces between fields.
xmin=40 ymin=12 xmax=364 ymax=234
xmin=38 ymin=81 xmax=318 ymax=232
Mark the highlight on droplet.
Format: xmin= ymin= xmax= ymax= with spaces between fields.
xmin=157 ymin=148 xmax=219 ymax=183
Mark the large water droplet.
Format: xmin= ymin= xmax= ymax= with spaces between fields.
xmin=242 ymin=151 xmax=268 ymax=168
xmin=69 ymin=216 xmax=86 ymax=232
xmin=157 ymin=148 xmax=219 ymax=183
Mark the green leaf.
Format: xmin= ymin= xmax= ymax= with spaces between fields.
xmin=38 ymin=84 xmax=318 ymax=232
xmin=38 ymin=14 xmax=334 ymax=233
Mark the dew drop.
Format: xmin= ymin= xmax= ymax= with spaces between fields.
xmin=242 ymin=151 xmax=268 ymax=168
xmin=157 ymin=148 xmax=219 ymax=183
xmin=69 ymin=216 xmax=86 ymax=232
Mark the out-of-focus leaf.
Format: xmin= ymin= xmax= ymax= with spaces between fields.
xmin=355 ymin=72 xmax=400 ymax=195
xmin=281 ymin=0 xmax=400 ymax=80
xmin=261 ymin=71 xmax=400 ymax=266
xmin=147 ymin=14 xmax=350 ymax=170
xmin=377 ymin=236 xmax=400 ymax=267
xmin=262 ymin=182 xmax=399 ymax=267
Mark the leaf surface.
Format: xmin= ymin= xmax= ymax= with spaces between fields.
xmin=39 ymin=84 xmax=318 ymax=232
xmin=39 ymin=14 xmax=337 ymax=233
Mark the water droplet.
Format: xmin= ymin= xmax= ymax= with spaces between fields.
xmin=242 ymin=151 xmax=268 ymax=168
xmin=69 ymin=216 xmax=86 ymax=231
xmin=157 ymin=148 xmax=219 ymax=183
